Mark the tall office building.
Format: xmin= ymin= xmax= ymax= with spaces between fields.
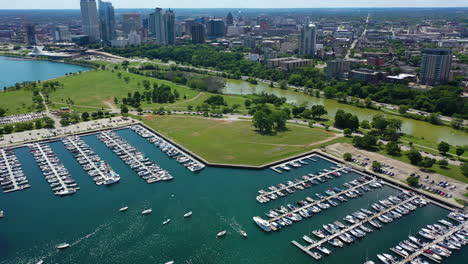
xmin=207 ymin=19 xmax=225 ymax=38
xmin=191 ymin=23 xmax=205 ymax=44
xmin=325 ymin=59 xmax=351 ymax=79
xmin=80 ymin=0 xmax=100 ymax=42
xmin=25 ymin=24 xmax=37 ymax=45
xmin=419 ymin=48 xmax=452 ymax=86
xmin=149 ymin=8 xmax=166 ymax=45
xmin=123 ymin=14 xmax=142 ymax=35
xmin=53 ymin=25 xmax=72 ymax=42
xmin=98 ymin=0 xmax=115 ymax=44
xmin=226 ymin=12 xmax=234 ymax=26
xmin=299 ymin=24 xmax=316 ymax=57
xmin=164 ymin=9 xmax=175 ymax=45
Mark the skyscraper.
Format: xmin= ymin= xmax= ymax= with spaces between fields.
xmin=53 ymin=26 xmax=72 ymax=42
xmin=207 ymin=19 xmax=225 ymax=38
xmin=25 ymin=24 xmax=37 ymax=45
xmin=149 ymin=8 xmax=166 ymax=45
xmin=419 ymin=48 xmax=452 ymax=86
xmin=191 ymin=23 xmax=205 ymax=44
xmin=80 ymin=0 xmax=100 ymax=42
xmin=299 ymin=24 xmax=316 ymax=57
xmin=98 ymin=0 xmax=115 ymax=44
xmin=226 ymin=12 xmax=234 ymax=26
xmin=123 ymin=14 xmax=142 ymax=35
xmin=164 ymin=9 xmax=175 ymax=45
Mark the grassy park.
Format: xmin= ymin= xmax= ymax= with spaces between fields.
xmin=140 ymin=115 xmax=338 ymax=166
xmin=0 ymin=89 xmax=34 ymax=115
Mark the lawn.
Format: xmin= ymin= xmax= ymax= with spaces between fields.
xmin=140 ymin=115 xmax=337 ymax=166
xmin=0 ymin=89 xmax=34 ymax=115
xmin=168 ymin=92 xmax=248 ymax=112
xmin=401 ymin=134 xmax=468 ymax=160
xmin=47 ymin=70 xmax=200 ymax=112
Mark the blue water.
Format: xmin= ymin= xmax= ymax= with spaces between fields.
xmin=0 ymin=56 xmax=91 ymax=89
xmin=0 ymin=129 xmax=466 ymax=264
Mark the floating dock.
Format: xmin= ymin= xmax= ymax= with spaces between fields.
xmin=0 ymin=149 xmax=29 ymax=193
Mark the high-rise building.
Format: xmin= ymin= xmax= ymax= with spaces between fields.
xmin=419 ymin=48 xmax=452 ymax=86
xmin=149 ymin=8 xmax=166 ymax=45
xmin=164 ymin=9 xmax=175 ymax=45
xmin=128 ymin=30 xmax=142 ymax=46
xmin=226 ymin=12 xmax=234 ymax=26
xmin=191 ymin=23 xmax=205 ymax=44
xmin=53 ymin=26 xmax=72 ymax=42
xmin=122 ymin=14 xmax=142 ymax=35
xmin=80 ymin=0 xmax=100 ymax=42
xmin=325 ymin=59 xmax=351 ymax=79
xmin=25 ymin=24 xmax=37 ymax=45
xmin=299 ymin=24 xmax=316 ymax=57
xmin=207 ymin=19 xmax=225 ymax=38
xmin=98 ymin=0 xmax=115 ymax=44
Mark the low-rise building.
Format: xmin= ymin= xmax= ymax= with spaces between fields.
xmin=349 ymin=68 xmax=386 ymax=83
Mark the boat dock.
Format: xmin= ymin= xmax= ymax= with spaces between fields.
xmin=130 ymin=125 xmax=205 ymax=172
xmin=398 ymin=221 xmax=467 ymax=264
xmin=0 ymin=149 xmax=29 ymax=193
xmin=270 ymin=154 xmax=319 ymax=173
xmin=63 ymin=136 xmax=120 ymax=186
xmin=30 ymin=143 xmax=78 ymax=196
xmin=98 ymin=131 xmax=172 ymax=183
xmin=267 ymin=177 xmax=378 ymax=224
xmin=257 ymin=167 xmax=348 ymax=203
xmin=293 ymin=195 xmax=420 ymax=259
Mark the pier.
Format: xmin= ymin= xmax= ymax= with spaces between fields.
xmin=292 ymin=195 xmax=420 ymax=259
xmin=0 ymin=149 xmax=23 ymax=192
xmin=99 ymin=131 xmax=167 ymax=183
xmin=270 ymin=154 xmax=319 ymax=173
xmin=267 ymin=177 xmax=378 ymax=224
xmin=257 ymin=167 xmax=347 ymax=202
xmin=398 ymin=221 xmax=467 ymax=264
xmin=64 ymin=136 xmax=119 ymax=185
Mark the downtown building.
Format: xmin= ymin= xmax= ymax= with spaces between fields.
xmin=419 ymin=48 xmax=452 ymax=86
xmin=149 ymin=8 xmax=175 ymax=45
xmin=98 ymin=0 xmax=116 ymax=45
xmin=122 ymin=14 xmax=142 ymax=36
xmin=207 ymin=19 xmax=225 ymax=39
xmin=80 ymin=0 xmax=100 ymax=43
xmin=190 ymin=23 xmax=205 ymax=44
xmin=299 ymin=24 xmax=317 ymax=57
xmin=24 ymin=23 xmax=37 ymax=45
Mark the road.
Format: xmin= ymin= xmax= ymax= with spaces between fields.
xmin=345 ymin=13 xmax=370 ymax=59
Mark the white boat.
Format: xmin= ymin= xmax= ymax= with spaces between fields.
xmin=240 ymin=230 xmax=248 ymax=238
xmin=56 ymin=243 xmax=70 ymax=249
xmin=184 ymin=211 xmax=193 ymax=218
xmin=0 ymin=210 xmax=4 ymax=218
xmin=36 ymin=260 xmax=44 ymax=264
xmin=164 ymin=261 xmax=174 ymax=264
xmin=162 ymin=219 xmax=171 ymax=225
xmin=141 ymin=209 xmax=152 ymax=215
xmin=119 ymin=206 xmax=128 ymax=212
xmin=253 ymin=216 xmax=272 ymax=232
xmin=217 ymin=230 xmax=227 ymax=237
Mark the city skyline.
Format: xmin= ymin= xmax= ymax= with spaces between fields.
xmin=2 ymin=0 xmax=468 ymax=9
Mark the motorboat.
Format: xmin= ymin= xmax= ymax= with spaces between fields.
xmin=141 ymin=209 xmax=152 ymax=215
xmin=56 ymin=243 xmax=70 ymax=250
xmin=217 ymin=230 xmax=227 ymax=237
xmin=0 ymin=210 xmax=4 ymax=218
xmin=184 ymin=211 xmax=193 ymax=218
xmin=119 ymin=206 xmax=128 ymax=212
xmin=253 ymin=216 xmax=272 ymax=232
xmin=302 ymin=235 xmax=315 ymax=244
xmin=240 ymin=230 xmax=248 ymax=238
xmin=162 ymin=219 xmax=171 ymax=225
xmin=316 ymin=246 xmax=331 ymax=255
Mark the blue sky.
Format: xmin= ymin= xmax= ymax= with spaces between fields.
xmin=3 ymin=0 xmax=467 ymax=9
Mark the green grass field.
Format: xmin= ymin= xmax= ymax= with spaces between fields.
xmin=0 ymin=89 xmax=34 ymax=115
xmin=47 ymin=70 xmax=200 ymax=112
xmin=141 ymin=115 xmax=337 ymax=166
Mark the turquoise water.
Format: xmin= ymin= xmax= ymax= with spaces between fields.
xmin=0 ymin=129 xmax=466 ymax=264
xmin=0 ymin=56 xmax=91 ymax=89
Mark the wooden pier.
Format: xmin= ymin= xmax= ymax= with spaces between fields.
xmin=0 ymin=149 xmax=21 ymax=193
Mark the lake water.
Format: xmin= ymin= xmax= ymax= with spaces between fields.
xmin=0 ymin=128 xmax=465 ymax=264
xmin=223 ymin=80 xmax=468 ymax=145
xmin=0 ymin=56 xmax=91 ymax=89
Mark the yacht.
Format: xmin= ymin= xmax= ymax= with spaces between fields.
xmin=240 ymin=230 xmax=248 ymax=238
xmin=0 ymin=210 xmax=4 ymax=218
xmin=184 ymin=211 xmax=193 ymax=218
xmin=302 ymin=235 xmax=315 ymax=244
xmin=217 ymin=230 xmax=227 ymax=237
xmin=56 ymin=243 xmax=70 ymax=250
xmin=253 ymin=216 xmax=272 ymax=232
xmin=36 ymin=260 xmax=44 ymax=264
xmin=316 ymin=246 xmax=331 ymax=255
xmin=141 ymin=209 xmax=152 ymax=215
xmin=119 ymin=206 xmax=129 ymax=212
xmin=162 ymin=219 xmax=171 ymax=225
xmin=164 ymin=261 xmax=174 ymax=264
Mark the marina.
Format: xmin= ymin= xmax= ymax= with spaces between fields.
xmin=130 ymin=125 xmax=205 ymax=172
xmin=270 ymin=154 xmax=319 ymax=173
xmin=97 ymin=130 xmax=173 ymax=183
xmin=29 ymin=142 xmax=78 ymax=196
xmin=62 ymin=136 xmax=120 ymax=186
xmin=0 ymin=149 xmax=29 ymax=193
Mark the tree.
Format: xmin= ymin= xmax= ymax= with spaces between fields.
xmin=437 ymin=141 xmax=450 ymax=155
xmin=120 ymin=105 xmax=129 ymax=114
xmin=455 ymin=146 xmax=465 ymax=157
xmin=386 ymin=142 xmax=401 ymax=156
xmin=343 ymin=128 xmax=352 ymax=137
xmin=406 ymin=149 xmax=423 ymax=165
xmin=244 ymin=99 xmax=252 ymax=108
xmin=252 ymin=110 xmax=273 ymax=134
xmin=438 ymin=159 xmax=448 ymax=168
xmin=0 ymin=108 xmax=5 ymax=117
xmin=279 ymin=80 xmax=288 ymax=90
xmin=450 ymin=118 xmax=463 ymax=130
xmin=343 ymin=153 xmax=352 ymax=161
xmin=372 ymin=161 xmax=382 ymax=172
xmin=420 ymin=157 xmax=436 ymax=168
xmin=310 ymin=105 xmax=327 ymax=120
xmin=334 ymin=110 xmax=359 ymax=130
xmin=371 ymin=115 xmax=388 ymax=132
xmin=461 ymin=162 xmax=468 ymax=178
xmin=360 ymin=120 xmax=371 ymax=129
xmin=34 ymin=119 xmax=43 ymax=129
xmin=352 ymin=134 xmax=377 ymax=150
xmin=428 ymin=113 xmax=441 ymax=125
xmin=398 ymin=105 xmax=408 ymax=114
xmin=121 ymin=60 xmax=130 ymax=68
xmin=406 ymin=176 xmax=419 ymax=187
xmin=81 ymin=112 xmax=90 ymax=121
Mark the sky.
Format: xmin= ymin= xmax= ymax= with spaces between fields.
xmin=2 ymin=0 xmax=467 ymax=9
